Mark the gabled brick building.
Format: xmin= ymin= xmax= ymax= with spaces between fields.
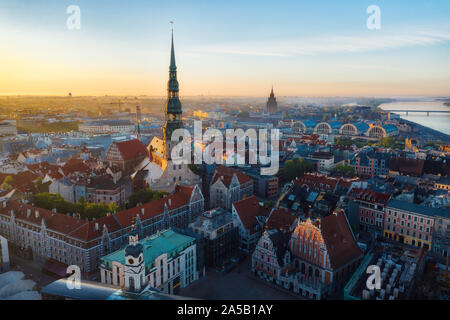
xmin=231 ymin=196 xmax=270 ymax=251
xmin=287 ymin=210 xmax=363 ymax=299
xmin=252 ymin=229 xmax=291 ymax=284
xmin=0 ymin=184 xmax=204 ymax=274
xmin=209 ymin=165 xmax=253 ymax=210
xmin=348 ymin=188 xmax=391 ymax=236
xmin=105 ymin=139 xmax=147 ymax=175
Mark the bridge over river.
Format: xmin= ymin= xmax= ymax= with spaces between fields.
xmin=385 ymin=110 xmax=450 ymax=116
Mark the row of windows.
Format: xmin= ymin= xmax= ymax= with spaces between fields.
xmin=385 ymin=225 xmax=429 ymax=240
xmin=387 ymin=210 xmax=432 ymax=225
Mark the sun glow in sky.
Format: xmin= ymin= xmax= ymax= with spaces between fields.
xmin=1 ymin=0 xmax=450 ymax=96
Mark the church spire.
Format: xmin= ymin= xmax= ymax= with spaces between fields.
xmin=170 ymin=21 xmax=176 ymax=71
xmin=163 ymin=21 xmax=183 ymax=159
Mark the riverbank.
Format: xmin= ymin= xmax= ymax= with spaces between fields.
xmin=379 ymin=101 xmax=450 ymax=143
xmin=401 ymin=118 xmax=450 ymax=144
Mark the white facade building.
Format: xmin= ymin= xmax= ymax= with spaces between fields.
xmin=0 ymin=235 xmax=9 ymax=272
xmin=100 ymin=229 xmax=198 ymax=295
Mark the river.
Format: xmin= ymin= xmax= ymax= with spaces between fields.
xmin=379 ymin=101 xmax=450 ymax=135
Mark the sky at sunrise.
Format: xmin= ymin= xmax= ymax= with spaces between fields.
xmin=1 ymin=0 xmax=450 ymax=96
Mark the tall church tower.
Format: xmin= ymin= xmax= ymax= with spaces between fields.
xmin=163 ymin=25 xmax=183 ymax=160
xmin=124 ymin=226 xmax=145 ymax=293
xmin=266 ymin=86 xmax=278 ymax=114
xmin=139 ymin=25 xmax=201 ymax=192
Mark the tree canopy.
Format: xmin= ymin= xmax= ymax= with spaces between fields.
xmin=282 ymin=158 xmax=314 ymax=182
xmin=17 ymin=121 xmax=79 ymax=133
xmin=371 ymin=136 xmax=404 ymax=149
xmin=127 ymin=189 xmax=169 ymax=208
xmin=332 ymin=164 xmax=355 ymax=177
xmin=33 ymin=192 xmax=118 ymax=220
xmin=1 ymin=176 xmax=14 ymax=191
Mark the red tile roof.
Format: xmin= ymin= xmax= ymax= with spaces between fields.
xmin=115 ymin=139 xmax=147 ymax=161
xmin=319 ymin=211 xmax=363 ymax=269
xmin=114 ymin=186 xmax=193 ymax=227
xmin=69 ymin=214 xmax=122 ymax=241
xmin=337 ymin=177 xmax=359 ymax=189
xmin=27 ymin=162 xmax=60 ymax=178
xmin=61 ymin=158 xmax=91 ymax=176
xmin=348 ymin=188 xmax=390 ymax=205
xmin=266 ymin=208 xmax=296 ymax=232
xmin=294 ymin=173 xmax=338 ymax=191
xmin=47 ymin=171 xmax=63 ymax=180
xmin=0 ymin=201 xmax=86 ymax=239
xmin=0 ymin=184 xmax=196 ymax=244
xmin=212 ymin=165 xmax=252 ymax=187
xmin=292 ymin=210 xmax=363 ymax=269
xmin=232 ymin=195 xmax=270 ymax=234
xmin=0 ymin=171 xmax=40 ymax=192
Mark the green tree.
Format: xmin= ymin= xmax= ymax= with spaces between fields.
xmin=283 ymin=158 xmax=314 ymax=182
xmin=372 ymin=136 xmax=404 ymax=149
xmin=1 ymin=176 xmax=14 ymax=190
xmin=108 ymin=201 xmax=119 ymax=214
xmin=33 ymin=192 xmax=116 ymax=220
xmin=332 ymin=164 xmax=355 ymax=176
xmin=335 ymin=137 xmax=353 ymax=146
xmin=128 ymin=189 xmax=169 ymax=208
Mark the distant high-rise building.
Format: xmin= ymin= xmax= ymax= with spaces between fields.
xmin=266 ymin=86 xmax=278 ymax=113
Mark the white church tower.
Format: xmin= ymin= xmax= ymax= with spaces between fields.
xmin=124 ymin=226 xmax=145 ymax=293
